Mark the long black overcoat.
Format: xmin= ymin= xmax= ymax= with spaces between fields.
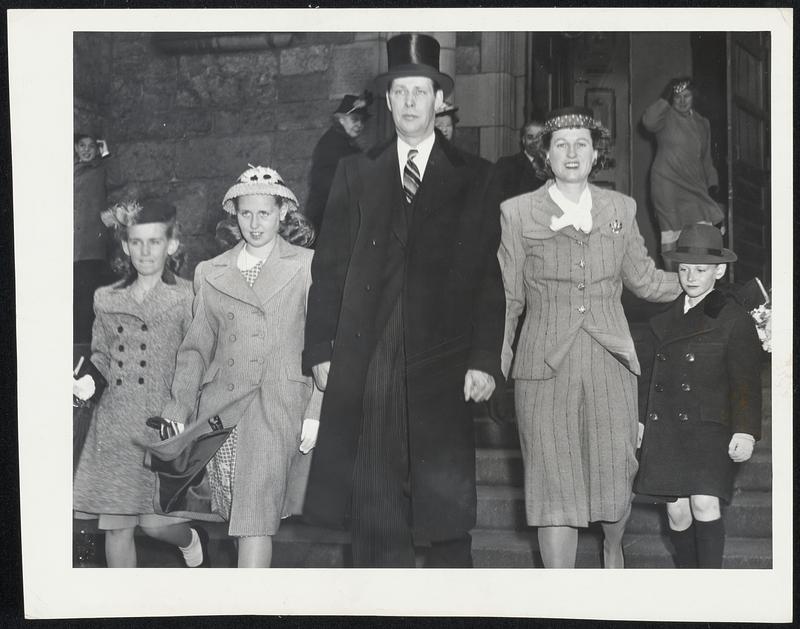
xmin=302 ymin=135 xmax=505 ymax=540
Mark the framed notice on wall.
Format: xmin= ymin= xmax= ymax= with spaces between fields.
xmin=585 ymin=87 xmax=616 ymax=139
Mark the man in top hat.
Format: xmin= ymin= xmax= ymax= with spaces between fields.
xmin=493 ymin=120 xmax=548 ymax=203
xmin=305 ymin=91 xmax=373 ymax=233
xmin=302 ymin=33 xmax=505 ymax=567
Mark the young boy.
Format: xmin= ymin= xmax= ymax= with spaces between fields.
xmin=634 ymin=223 xmax=763 ymax=568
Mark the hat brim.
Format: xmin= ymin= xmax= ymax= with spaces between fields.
xmin=222 ymin=182 xmax=299 ymax=214
xmin=374 ymin=66 xmax=454 ymax=97
xmin=663 ymin=249 xmax=737 ymax=264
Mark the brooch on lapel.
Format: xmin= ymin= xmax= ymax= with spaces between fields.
xmin=609 ymin=219 xmax=623 ymax=234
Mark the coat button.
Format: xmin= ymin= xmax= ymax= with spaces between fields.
xmin=229 ymin=334 xmax=236 ymax=342
xmin=227 ymin=312 xmax=234 ymax=319
xmin=678 ymin=412 xmax=689 ymax=422
xmin=118 ymin=345 xmax=125 ymax=352
xmin=355 ymin=332 xmax=362 ymax=338
xmin=577 ymin=282 xmax=585 ymax=290
xmin=117 ymin=361 xmax=123 ymax=367
xmin=116 ymin=378 xmax=122 ymax=386
xmin=138 ymin=377 xmax=144 ymax=385
xmin=681 ymin=382 xmax=691 ymax=392
xmin=656 ymin=352 xmax=667 ymax=362
xmin=578 ymin=259 xmax=585 ymax=268
xmin=228 ymin=358 xmax=235 ymax=366
xmin=647 ymin=411 xmax=658 ymax=421
xmin=257 ymin=357 xmax=265 ymax=364
xmin=140 ymin=343 xmax=146 ymax=351
xmin=141 ymin=324 xmax=148 ymax=332
xmin=577 ymin=305 xmax=586 ymax=314
xmin=654 ymin=383 xmax=664 ymax=392
xmin=365 ymin=284 xmax=371 ymax=292
xmin=371 ymin=239 xmax=377 ymax=246
xmin=117 ymin=326 xmax=123 ymax=333
xmin=227 ymin=384 xmax=235 ymax=391
xmin=685 ymin=353 xmax=695 ymax=362
xmin=140 ymin=360 xmax=146 ymax=367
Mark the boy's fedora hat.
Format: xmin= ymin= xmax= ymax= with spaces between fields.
xmin=374 ymin=33 xmax=454 ymax=96
xmin=664 ymin=223 xmax=737 ymax=264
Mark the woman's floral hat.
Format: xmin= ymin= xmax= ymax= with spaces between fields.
xmin=101 ymin=198 xmax=176 ymax=231
xmin=222 ymin=165 xmax=299 ymax=214
xmin=540 ymin=106 xmax=610 ymax=140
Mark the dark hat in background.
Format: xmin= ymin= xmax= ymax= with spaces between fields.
xmin=541 ymin=105 xmax=611 ymax=139
xmin=663 ymin=223 xmax=737 ymax=264
xmin=334 ymin=91 xmax=373 ymax=118
xmin=374 ymin=33 xmax=454 ymax=96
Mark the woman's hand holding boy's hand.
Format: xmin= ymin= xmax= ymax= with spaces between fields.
xmin=300 ymin=419 xmax=320 ymax=454
xmin=728 ymin=433 xmax=755 ymax=462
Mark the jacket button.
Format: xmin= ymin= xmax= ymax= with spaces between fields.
xmin=578 ymin=259 xmax=585 ymax=268
xmin=141 ymin=324 xmax=148 ymax=332
xmin=654 ymin=383 xmax=664 ymax=392
xmin=116 ymin=378 xmax=122 ymax=386
xmin=365 ymin=284 xmax=371 ymax=292
xmin=648 ymin=412 xmax=658 ymax=422
xmin=257 ymin=357 xmax=265 ymax=364
xmin=685 ymin=353 xmax=695 ymax=362
xmin=117 ymin=326 xmax=123 ymax=333
xmin=228 ymin=358 xmax=235 ymax=366
xmin=678 ymin=412 xmax=689 ymax=422
xmin=656 ymin=352 xmax=667 ymax=362
xmin=577 ymin=305 xmax=586 ymax=314
xmin=681 ymin=382 xmax=691 ymax=392
xmin=118 ymin=345 xmax=125 ymax=352
xmin=227 ymin=384 xmax=235 ymax=391
xmin=227 ymin=312 xmax=234 ymax=319
xmin=355 ymin=332 xmax=362 ymax=338
xmin=371 ymin=239 xmax=377 ymax=246
xmin=140 ymin=360 xmax=146 ymax=367
xmin=117 ymin=361 xmax=123 ymax=367
xmin=138 ymin=377 xmax=144 ymax=385
xmin=229 ymin=334 xmax=236 ymax=342
xmin=577 ymin=282 xmax=585 ymax=290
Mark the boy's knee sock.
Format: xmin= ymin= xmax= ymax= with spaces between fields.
xmin=668 ymin=523 xmax=698 ymax=568
xmin=179 ymin=528 xmax=203 ymax=567
xmin=695 ymin=518 xmax=725 ymax=569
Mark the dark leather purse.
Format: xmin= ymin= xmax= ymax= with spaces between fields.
xmin=143 ymin=415 xmax=232 ymax=515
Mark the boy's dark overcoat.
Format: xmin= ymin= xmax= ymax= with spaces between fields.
xmin=302 ymin=135 xmax=505 ymax=541
xmin=635 ymin=290 xmax=763 ymax=497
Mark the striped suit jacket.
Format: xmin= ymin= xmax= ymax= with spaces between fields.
xmin=499 ymin=182 xmax=681 ymax=381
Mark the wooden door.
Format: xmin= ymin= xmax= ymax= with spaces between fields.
xmin=726 ymin=32 xmax=771 ymax=284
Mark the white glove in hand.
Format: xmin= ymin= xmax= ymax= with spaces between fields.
xmin=73 ymin=374 xmax=96 ymax=401
xmin=637 ymin=422 xmax=645 ymax=449
xmin=299 ymin=419 xmax=320 ymax=454
xmin=728 ymin=432 xmax=755 ymax=462
xmin=463 ymin=370 xmax=496 ymax=402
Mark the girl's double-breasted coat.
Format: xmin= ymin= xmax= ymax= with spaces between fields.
xmin=157 ymin=237 xmax=322 ymax=536
xmin=73 ymin=275 xmax=194 ymax=516
xmin=635 ymin=289 xmax=762 ymax=501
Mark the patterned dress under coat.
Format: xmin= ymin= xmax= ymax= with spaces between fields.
xmin=499 ymin=182 xmax=682 ymax=527
xmin=73 ymin=274 xmax=194 ymax=516
xmin=162 ymin=238 xmax=322 ymax=537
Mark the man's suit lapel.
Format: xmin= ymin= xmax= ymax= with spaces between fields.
xmin=360 ymin=139 xmax=407 ymax=247
xmin=412 ymin=137 xmax=460 ymax=230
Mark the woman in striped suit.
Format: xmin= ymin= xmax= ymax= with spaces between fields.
xmin=498 ymin=107 xmax=681 ymax=568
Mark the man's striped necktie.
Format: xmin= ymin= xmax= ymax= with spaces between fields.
xmin=403 ymin=148 xmax=420 ymax=204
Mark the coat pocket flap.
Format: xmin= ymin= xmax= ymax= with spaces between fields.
xmin=200 ymin=365 xmax=220 ymax=386
xmin=285 ymin=364 xmax=312 ymax=386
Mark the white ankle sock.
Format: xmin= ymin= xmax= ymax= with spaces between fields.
xmin=179 ymin=528 xmax=203 ymax=567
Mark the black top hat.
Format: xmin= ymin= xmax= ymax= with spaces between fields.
xmin=663 ymin=223 xmax=737 ymax=264
xmin=334 ymin=91 xmax=373 ymax=118
xmin=374 ymin=33 xmax=454 ymax=96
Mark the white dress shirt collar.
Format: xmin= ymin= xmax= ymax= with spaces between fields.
xmin=237 ymin=239 xmax=276 ymax=271
xmin=683 ymin=289 xmax=713 ymax=313
xmin=397 ymin=131 xmax=436 ymax=182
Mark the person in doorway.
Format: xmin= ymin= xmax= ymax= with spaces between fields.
xmin=434 ymin=100 xmax=459 ymax=141
xmin=302 ymin=33 xmax=505 ymax=568
xmin=73 ymin=198 xmax=206 ymax=568
xmin=305 ymin=92 xmax=373 ymax=233
xmin=498 ymin=106 xmax=681 ymax=568
xmin=635 ymin=224 xmax=762 ymax=568
xmin=493 ymin=120 xmax=548 ymax=203
xmin=642 ymin=77 xmax=724 ymax=267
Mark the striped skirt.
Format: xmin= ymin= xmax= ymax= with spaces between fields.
xmin=514 ymin=329 xmax=639 ymax=527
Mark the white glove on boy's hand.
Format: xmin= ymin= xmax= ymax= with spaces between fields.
xmin=73 ymin=374 xmax=96 ymax=401
xmin=728 ymin=432 xmax=755 ymax=462
xmin=637 ymin=422 xmax=645 ymax=449
xmin=299 ymin=419 xmax=320 ymax=454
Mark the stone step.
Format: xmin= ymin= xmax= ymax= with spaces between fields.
xmin=73 ymin=522 xmax=771 ymax=569
xmin=475 ymin=485 xmax=772 ymax=538
xmin=475 ymin=447 xmax=772 ymax=491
